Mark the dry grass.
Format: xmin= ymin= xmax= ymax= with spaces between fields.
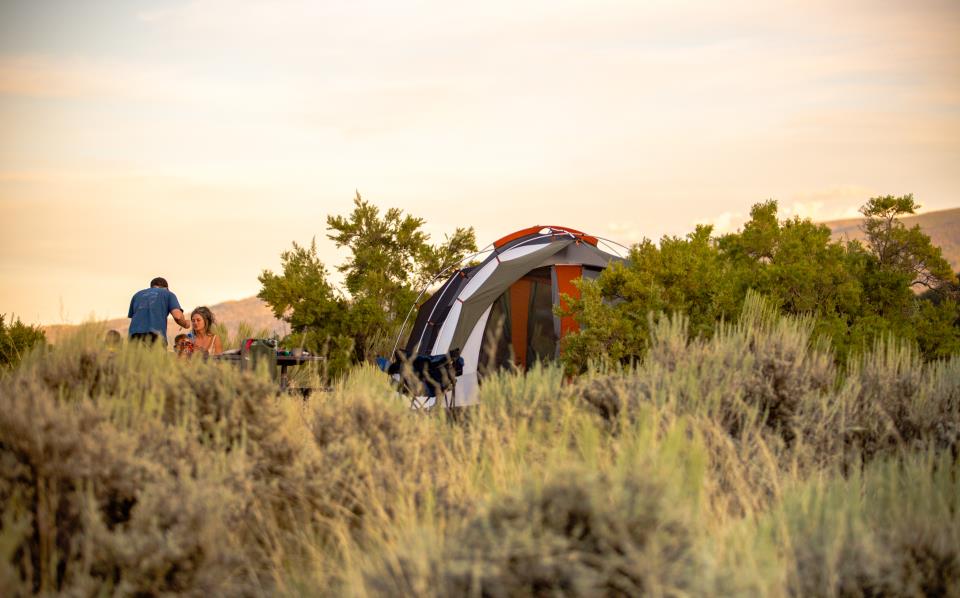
xmin=1 ymin=310 xmax=958 ymax=596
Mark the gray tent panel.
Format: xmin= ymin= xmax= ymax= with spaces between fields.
xmin=545 ymin=242 xmax=622 ymax=268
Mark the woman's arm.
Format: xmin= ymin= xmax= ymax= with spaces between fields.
xmin=211 ymin=335 xmax=223 ymax=355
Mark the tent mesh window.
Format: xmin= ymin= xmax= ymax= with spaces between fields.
xmin=478 ymin=266 xmax=558 ymax=376
xmin=477 ymin=292 xmax=513 ymax=378
xmin=526 ymin=270 xmax=558 ymax=365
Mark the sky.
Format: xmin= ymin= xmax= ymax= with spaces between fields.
xmin=1 ymin=0 xmax=958 ymax=325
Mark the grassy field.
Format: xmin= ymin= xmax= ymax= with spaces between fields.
xmin=2 ymin=297 xmax=958 ymax=596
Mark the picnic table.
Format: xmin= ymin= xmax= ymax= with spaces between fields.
xmin=214 ymin=348 xmax=324 ymax=390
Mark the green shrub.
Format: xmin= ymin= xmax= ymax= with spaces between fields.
xmin=576 ymin=295 xmax=835 ymax=444
xmin=777 ymin=454 xmax=960 ymax=597
xmin=0 ymin=314 xmax=46 ymax=369
xmin=361 ymin=466 xmax=698 ymax=597
xmin=562 ymin=197 xmax=960 ymax=370
xmin=452 ymin=468 xmax=695 ymax=596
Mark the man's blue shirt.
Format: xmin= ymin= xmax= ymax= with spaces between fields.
xmin=128 ymin=287 xmax=181 ymax=341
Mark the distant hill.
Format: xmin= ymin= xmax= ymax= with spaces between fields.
xmin=44 ymin=296 xmax=289 ymax=345
xmin=823 ymin=207 xmax=960 ymax=272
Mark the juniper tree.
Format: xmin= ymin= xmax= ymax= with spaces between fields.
xmin=259 ymin=193 xmax=476 ymax=367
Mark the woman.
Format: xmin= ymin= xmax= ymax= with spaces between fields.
xmin=190 ymin=306 xmax=223 ymax=356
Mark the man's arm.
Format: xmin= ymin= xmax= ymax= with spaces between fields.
xmin=171 ymin=308 xmax=190 ymax=329
xmin=128 ymin=295 xmax=135 ymax=318
xmin=167 ymin=291 xmax=189 ymax=328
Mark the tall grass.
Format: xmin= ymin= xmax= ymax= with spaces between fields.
xmin=1 ymin=304 xmax=957 ymax=596
xmin=211 ymin=321 xmax=274 ymax=351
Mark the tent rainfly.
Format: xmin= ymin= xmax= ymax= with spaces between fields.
xmin=388 ymin=225 xmax=624 ymax=407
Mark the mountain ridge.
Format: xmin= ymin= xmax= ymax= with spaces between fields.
xmin=43 ymin=296 xmax=289 ymax=345
xmin=821 ymin=206 xmax=960 ymax=271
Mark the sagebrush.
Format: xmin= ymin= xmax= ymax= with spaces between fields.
xmin=1 ymin=310 xmax=958 ymax=596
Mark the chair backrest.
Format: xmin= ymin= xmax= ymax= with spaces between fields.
xmin=240 ymin=338 xmax=278 ymax=380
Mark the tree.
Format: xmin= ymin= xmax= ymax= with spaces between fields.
xmin=258 ymin=238 xmax=344 ymax=335
xmin=719 ymin=201 xmax=863 ymax=317
xmin=326 ymin=193 xmax=476 ymax=360
xmin=860 ymin=194 xmax=955 ymax=291
xmin=718 ymin=201 xmax=866 ymax=355
xmin=854 ymin=195 xmax=960 ymax=357
xmin=561 ymin=224 xmax=740 ymax=371
xmin=561 ymin=196 xmax=959 ymax=371
xmin=257 ymin=239 xmax=354 ymax=375
xmin=259 ymin=193 xmax=477 ymax=368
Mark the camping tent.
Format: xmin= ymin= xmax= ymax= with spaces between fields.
xmin=390 ymin=225 xmax=623 ymax=407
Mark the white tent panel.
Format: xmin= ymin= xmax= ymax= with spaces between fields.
xmin=453 ymin=304 xmax=492 ymax=406
xmin=453 ymin=374 xmax=479 ymax=407
xmin=499 ymin=242 xmax=555 ymax=262
xmin=430 ymin=300 xmax=462 ymax=354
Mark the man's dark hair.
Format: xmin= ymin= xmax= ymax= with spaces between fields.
xmin=150 ymin=277 xmax=169 ymax=288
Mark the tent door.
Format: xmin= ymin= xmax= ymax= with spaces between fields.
xmin=478 ymin=265 xmax=585 ymax=372
xmin=551 ymin=265 xmax=583 ymax=357
xmin=508 ymin=280 xmax=531 ymax=369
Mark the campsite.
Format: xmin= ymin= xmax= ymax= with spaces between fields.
xmin=2 ymin=194 xmax=959 ymax=595
xmin=3 ymin=2 xmax=960 ymax=596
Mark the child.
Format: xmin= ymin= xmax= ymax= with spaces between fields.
xmin=104 ymin=329 xmax=123 ymax=350
xmin=174 ymin=333 xmax=195 ymax=357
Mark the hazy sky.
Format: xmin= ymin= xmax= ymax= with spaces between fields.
xmin=2 ymin=0 xmax=958 ymax=325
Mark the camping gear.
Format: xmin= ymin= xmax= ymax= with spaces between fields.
xmin=216 ymin=340 xmax=324 ymax=391
xmin=388 ymin=348 xmax=464 ymax=408
xmin=241 ymin=338 xmax=279 ymax=381
xmin=389 ymin=225 xmax=624 ymax=407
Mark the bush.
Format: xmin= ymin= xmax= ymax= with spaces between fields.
xmin=0 ymin=334 xmax=329 ymax=595
xmin=362 ymin=467 xmax=697 ymax=597
xmin=450 ymin=468 xmax=695 ymax=596
xmin=571 ymin=298 xmax=960 ymax=518
xmin=778 ymin=454 xmax=960 ymax=597
xmin=310 ymin=366 xmax=467 ymax=540
xmin=0 ymin=314 xmax=46 ymax=369
xmin=2 ymin=314 xmax=957 ymax=595
xmin=576 ymin=295 xmax=835 ymax=445
xmin=0 ymin=381 xmax=248 ymax=594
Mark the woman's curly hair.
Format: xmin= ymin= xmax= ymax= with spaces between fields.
xmin=191 ymin=306 xmax=216 ymax=332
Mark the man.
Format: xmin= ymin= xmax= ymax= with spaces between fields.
xmin=128 ymin=277 xmax=190 ymax=345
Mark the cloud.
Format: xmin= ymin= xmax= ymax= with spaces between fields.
xmin=694 ymin=185 xmax=878 ymax=235
xmin=695 ymin=211 xmax=747 ymax=235
xmin=606 ymin=221 xmax=647 ymax=246
xmin=783 ymin=185 xmax=877 ymax=222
